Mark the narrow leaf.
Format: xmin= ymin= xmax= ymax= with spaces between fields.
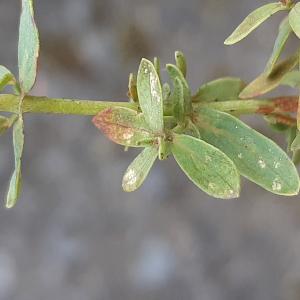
xmin=172 ymin=134 xmax=240 ymax=199
xmin=290 ymin=129 xmax=300 ymax=164
xmin=265 ymin=16 xmax=292 ymax=74
xmin=128 ymin=73 xmax=138 ymax=103
xmin=167 ymin=64 xmax=192 ymax=114
xmin=240 ymin=53 xmax=299 ymax=98
xmin=0 ymin=115 xmax=17 ymax=135
xmin=122 ymin=146 xmax=157 ymax=192
xmin=18 ymin=0 xmax=40 ymax=93
xmin=0 ymin=66 xmax=15 ymax=92
xmin=289 ymin=3 xmax=300 ymax=39
xmin=281 ymin=70 xmax=300 ymax=88
xmin=183 ymin=120 xmax=201 ymax=139
xmin=137 ymin=59 xmax=163 ymax=133
xmin=175 ymin=51 xmax=187 ymax=78
xmin=173 ymin=77 xmax=185 ymax=124
xmin=193 ymin=77 xmax=245 ymax=102
xmin=194 ymin=107 xmax=300 ymax=195
xmin=162 ymin=83 xmax=171 ymax=103
xmin=224 ymin=2 xmax=287 ymax=45
xmin=92 ymin=107 xmax=155 ymax=147
xmin=291 ymin=130 xmax=300 ymax=152
xmin=153 ymin=57 xmax=161 ymax=81
xmin=6 ymin=116 xmax=24 ymax=208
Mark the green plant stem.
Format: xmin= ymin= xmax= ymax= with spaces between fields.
xmin=0 ymin=94 xmax=297 ymax=116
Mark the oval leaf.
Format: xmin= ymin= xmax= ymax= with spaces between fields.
xmin=265 ymin=16 xmax=292 ymax=74
xmin=225 ymin=2 xmax=287 ymax=45
xmin=137 ymin=58 xmax=163 ymax=133
xmin=0 ymin=66 xmax=15 ymax=92
xmin=92 ymin=107 xmax=155 ymax=147
xmin=240 ymin=53 xmax=299 ymax=98
xmin=193 ymin=77 xmax=245 ymax=102
xmin=122 ymin=146 xmax=158 ymax=192
xmin=194 ymin=107 xmax=300 ymax=196
xmin=6 ymin=116 xmax=24 ymax=208
xmin=18 ymin=0 xmax=40 ymax=93
xmin=289 ymin=3 xmax=300 ymax=39
xmin=172 ymin=134 xmax=240 ymax=199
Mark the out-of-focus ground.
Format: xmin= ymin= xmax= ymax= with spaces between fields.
xmin=0 ymin=1 xmax=299 ymax=299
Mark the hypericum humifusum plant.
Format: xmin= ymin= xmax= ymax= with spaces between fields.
xmin=1 ymin=0 xmax=300 ymax=208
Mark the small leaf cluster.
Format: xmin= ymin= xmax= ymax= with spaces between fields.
xmin=93 ymin=52 xmax=300 ymax=198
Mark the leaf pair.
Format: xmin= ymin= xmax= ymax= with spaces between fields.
xmin=5 ymin=0 xmax=40 ymax=208
xmin=194 ymin=107 xmax=300 ymax=196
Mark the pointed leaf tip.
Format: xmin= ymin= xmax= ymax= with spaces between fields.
xmin=6 ymin=117 xmax=24 ymax=208
xmin=224 ymin=2 xmax=287 ymax=45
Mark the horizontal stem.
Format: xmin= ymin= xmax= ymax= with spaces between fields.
xmin=0 ymin=94 xmax=137 ymax=115
xmin=0 ymin=94 xmax=297 ymax=117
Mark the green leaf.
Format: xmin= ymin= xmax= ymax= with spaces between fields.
xmin=137 ymin=59 xmax=163 ymax=133
xmin=224 ymin=2 xmax=288 ymax=45
xmin=0 ymin=114 xmax=17 ymax=135
xmin=18 ymin=0 xmax=40 ymax=94
xmin=172 ymin=134 xmax=240 ymax=199
xmin=291 ymin=130 xmax=300 ymax=152
xmin=193 ymin=77 xmax=245 ymax=102
xmin=265 ymin=16 xmax=292 ymax=74
xmin=280 ymin=70 xmax=300 ymax=88
xmin=128 ymin=73 xmax=138 ymax=103
xmin=172 ymin=77 xmax=185 ymax=124
xmin=166 ymin=64 xmax=192 ymax=114
xmin=153 ymin=57 xmax=161 ymax=81
xmin=183 ymin=120 xmax=201 ymax=138
xmin=292 ymin=132 xmax=300 ymax=165
xmin=0 ymin=66 xmax=15 ymax=92
xmin=122 ymin=146 xmax=158 ymax=192
xmin=175 ymin=51 xmax=187 ymax=78
xmin=194 ymin=107 xmax=300 ymax=196
xmin=162 ymin=83 xmax=171 ymax=103
xmin=240 ymin=53 xmax=299 ymax=98
xmin=289 ymin=2 xmax=300 ymax=39
xmin=263 ymin=115 xmax=289 ymax=132
xmin=6 ymin=116 xmax=24 ymax=208
xmin=92 ymin=107 xmax=155 ymax=147
xmin=287 ymin=126 xmax=298 ymax=152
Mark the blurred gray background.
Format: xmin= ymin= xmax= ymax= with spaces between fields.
xmin=0 ymin=0 xmax=299 ymax=299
